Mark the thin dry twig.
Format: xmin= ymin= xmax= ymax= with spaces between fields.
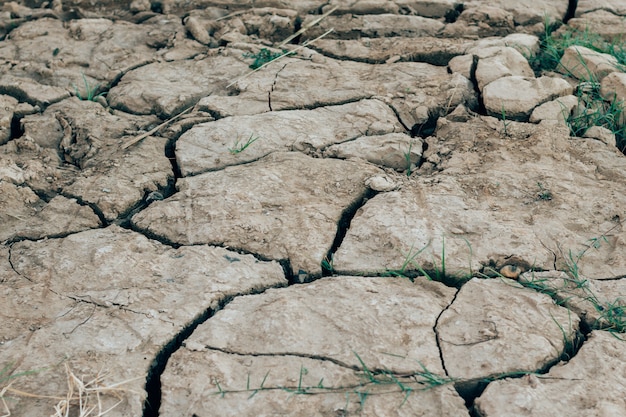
xmin=277 ymin=5 xmax=338 ymax=47
xmin=1 ymin=383 xmax=11 ymax=417
xmin=122 ymin=6 xmax=337 ymax=150
xmin=50 ymin=364 xmax=141 ymax=417
xmin=215 ymin=9 xmax=247 ymax=22
xmin=121 ymin=105 xmax=194 ymax=150
xmin=226 ymin=28 xmax=334 ymax=89
xmin=2 ymin=364 xmax=141 ymax=417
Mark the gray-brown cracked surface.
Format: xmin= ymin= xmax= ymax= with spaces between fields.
xmin=1 ymin=1 xmax=626 ymax=416
xmin=1 ymin=226 xmax=286 ymax=416
xmin=132 ymin=151 xmax=383 ymax=276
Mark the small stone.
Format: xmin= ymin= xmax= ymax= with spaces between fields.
xmin=0 ymin=95 xmax=18 ymax=145
xmin=499 ymin=264 xmax=522 ymax=279
xmin=427 ymin=153 xmax=441 ymax=164
xmin=95 ymin=95 xmax=108 ymax=108
xmin=14 ymin=102 xmax=37 ymax=117
xmin=448 ymin=54 xmax=474 ymax=79
xmin=446 ymin=104 xmax=475 ymax=122
xmin=366 ymin=175 xmax=396 ymax=192
xmin=129 ymin=0 xmax=150 ymax=12
xmin=474 ymin=46 xmax=534 ymax=91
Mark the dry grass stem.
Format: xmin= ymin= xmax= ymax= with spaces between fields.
xmin=1 ymin=364 xmax=140 ymax=417
xmin=226 ymin=29 xmax=334 ymax=89
xmin=277 ymin=5 xmax=338 ymax=47
xmin=121 ymin=105 xmax=194 ymax=150
xmin=123 ymin=7 xmax=337 ymax=150
xmin=215 ymin=10 xmax=247 ymax=22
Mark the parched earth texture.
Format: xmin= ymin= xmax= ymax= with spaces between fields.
xmin=2 ymin=0 xmax=626 ymax=416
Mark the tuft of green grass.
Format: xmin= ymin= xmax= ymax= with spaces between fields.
xmin=228 ymin=133 xmax=259 ymax=154
xmin=536 ymin=182 xmax=553 ymax=201
xmin=409 ymin=237 xmax=447 ymax=282
xmin=73 ymin=73 xmax=106 ymax=102
xmin=522 ymin=269 xmax=626 ymax=335
xmin=551 ymin=308 xmax=579 ymax=360
xmin=530 ymin=17 xmax=626 ymax=74
xmin=414 ymin=361 xmax=455 ymax=388
xmin=243 ymin=48 xmax=292 ymax=70
xmin=500 ymin=105 xmax=510 ymax=136
xmin=404 ymin=140 xmax=417 ymax=176
xmin=528 ymin=18 xmax=626 ymax=149
xmin=568 ymin=84 xmax=626 ymax=149
xmin=385 ymin=237 xmax=475 ymax=283
xmin=515 ymin=231 xmax=626 ymax=335
xmin=353 ymin=352 xmax=454 ymax=392
xmin=321 ymin=254 xmax=335 ymax=274
xmin=1 ymin=362 xmax=43 ymax=415
xmin=383 ymin=243 xmax=429 ymax=279
xmin=206 ymin=351 xmax=456 ymax=411
xmin=598 ymin=298 xmax=626 ymax=334
xmin=1 ymin=362 xmax=45 ymax=389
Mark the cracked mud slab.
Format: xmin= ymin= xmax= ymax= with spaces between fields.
xmin=2 ymin=1 xmax=626 ymax=416
xmin=176 ymin=99 xmax=404 ymax=175
xmin=437 ymin=278 xmax=580 ymax=388
xmin=0 ymin=16 xmax=183 ymax=95
xmin=301 ymin=13 xmax=445 ymax=39
xmin=0 ymin=226 xmax=285 ymax=416
xmin=334 ymin=119 xmax=626 ymax=280
xmin=198 ymin=55 xmax=476 ymax=126
xmin=107 ymin=53 xmax=250 ymax=118
xmin=132 ymin=152 xmax=382 ymax=277
xmin=3 ymin=97 xmax=170 ymax=221
xmin=310 ymin=36 xmax=476 ymax=65
xmin=161 ymin=350 xmax=468 ymax=417
xmin=0 ymin=181 xmax=101 ymax=243
xmin=181 ymin=277 xmax=455 ymax=373
xmin=160 ymin=276 xmax=467 ymax=416
xmin=474 ymin=330 xmax=626 ymax=417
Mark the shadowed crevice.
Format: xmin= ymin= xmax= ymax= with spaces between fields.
xmin=321 ymin=188 xmax=377 ymax=278
xmin=10 ymin=114 xmax=25 ymax=141
xmin=141 ymin=285 xmax=287 ymax=417
xmin=433 ymin=288 xmax=460 ymax=379
xmin=459 ymin=314 xmax=586 ymax=415
xmin=57 ymin=191 xmax=108 ymax=227
xmin=564 ymin=0 xmax=578 ymax=23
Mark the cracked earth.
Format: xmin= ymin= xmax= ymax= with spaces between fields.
xmin=1 ymin=0 xmax=626 ymax=416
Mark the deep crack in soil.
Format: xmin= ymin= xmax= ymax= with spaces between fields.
xmin=4 ymin=0 xmax=626 ymax=415
xmin=141 ymin=285 xmax=286 ymax=417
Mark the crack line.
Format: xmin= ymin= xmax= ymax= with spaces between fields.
xmin=141 ymin=283 xmax=287 ymax=417
xmin=433 ymin=287 xmax=460 ymax=377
